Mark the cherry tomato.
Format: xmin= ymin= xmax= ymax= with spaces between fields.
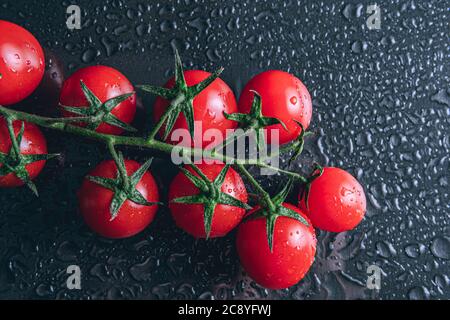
xmin=0 ymin=20 xmax=45 ymax=105
xmin=168 ymin=163 xmax=248 ymax=238
xmin=59 ymin=65 xmax=136 ymax=135
xmin=238 ymin=70 xmax=312 ymax=145
xmin=153 ymin=70 xmax=238 ymax=149
xmin=0 ymin=117 xmax=48 ymax=187
xmin=236 ymin=203 xmax=316 ymax=289
xmin=78 ymin=159 xmax=159 ymax=239
xmin=298 ymin=167 xmax=366 ymax=232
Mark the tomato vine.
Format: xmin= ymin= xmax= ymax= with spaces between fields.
xmin=0 ymin=50 xmax=320 ymax=249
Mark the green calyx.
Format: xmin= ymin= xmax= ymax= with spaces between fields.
xmin=286 ymin=120 xmax=314 ymax=166
xmin=245 ymin=178 xmax=310 ymax=252
xmin=137 ymin=49 xmax=224 ymax=141
xmin=224 ymin=90 xmax=287 ymax=150
xmin=299 ymin=163 xmax=324 ymax=210
xmin=60 ymin=80 xmax=137 ymax=132
xmin=0 ymin=119 xmax=59 ymax=196
xmin=170 ymin=163 xmax=251 ymax=238
xmin=87 ymin=152 xmax=160 ymax=220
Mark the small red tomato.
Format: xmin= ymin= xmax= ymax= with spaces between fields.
xmin=153 ymin=70 xmax=238 ymax=148
xmin=0 ymin=118 xmax=48 ymax=187
xmin=236 ymin=203 xmax=316 ymax=289
xmin=299 ymin=167 xmax=366 ymax=232
xmin=0 ymin=20 xmax=45 ymax=105
xmin=168 ymin=163 xmax=248 ymax=238
xmin=59 ymin=65 xmax=136 ymax=135
xmin=238 ymin=70 xmax=312 ymax=145
xmin=78 ymin=160 xmax=159 ymax=239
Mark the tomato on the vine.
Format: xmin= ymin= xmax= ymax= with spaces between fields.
xmin=153 ymin=70 xmax=238 ymax=149
xmin=238 ymin=70 xmax=312 ymax=145
xmin=59 ymin=65 xmax=136 ymax=135
xmin=236 ymin=203 xmax=316 ymax=290
xmin=0 ymin=117 xmax=48 ymax=188
xmin=0 ymin=20 xmax=45 ymax=106
xmin=298 ymin=167 xmax=366 ymax=232
xmin=168 ymin=162 xmax=249 ymax=238
xmin=78 ymin=159 xmax=159 ymax=239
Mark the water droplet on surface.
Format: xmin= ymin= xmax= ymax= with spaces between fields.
xmin=430 ymin=236 xmax=450 ymax=260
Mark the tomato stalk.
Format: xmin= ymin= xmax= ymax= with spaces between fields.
xmin=298 ymin=163 xmax=324 ymax=209
xmin=0 ymin=104 xmax=310 ymax=184
xmin=145 ymin=93 xmax=179 ymax=141
xmin=5 ymin=118 xmax=21 ymax=157
xmin=107 ymin=141 xmax=130 ymax=189
xmin=235 ymin=163 xmax=276 ymax=212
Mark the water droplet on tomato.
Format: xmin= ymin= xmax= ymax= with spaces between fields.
xmin=290 ymin=96 xmax=297 ymax=105
xmin=340 ymin=186 xmax=354 ymax=197
xmin=207 ymin=109 xmax=216 ymax=119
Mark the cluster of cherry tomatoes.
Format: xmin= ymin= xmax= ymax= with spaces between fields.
xmin=0 ymin=20 xmax=366 ymax=290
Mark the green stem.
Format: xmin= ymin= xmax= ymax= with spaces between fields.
xmin=147 ymin=113 xmax=166 ymax=141
xmin=0 ymin=105 xmax=308 ymax=183
xmin=107 ymin=141 xmax=130 ymax=189
xmin=257 ymin=162 xmax=307 ymax=183
xmin=213 ymin=127 xmax=247 ymax=153
xmin=5 ymin=117 xmax=20 ymax=157
xmin=146 ymin=93 xmax=185 ymax=141
xmin=235 ymin=163 xmax=276 ymax=211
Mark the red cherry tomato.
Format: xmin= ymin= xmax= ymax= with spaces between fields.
xmin=236 ymin=203 xmax=316 ymax=289
xmin=153 ymin=70 xmax=238 ymax=149
xmin=168 ymin=163 xmax=248 ymax=238
xmin=299 ymin=167 xmax=366 ymax=232
xmin=0 ymin=20 xmax=45 ymax=105
xmin=59 ymin=65 xmax=136 ymax=135
xmin=0 ymin=118 xmax=48 ymax=187
xmin=238 ymin=70 xmax=312 ymax=145
xmin=78 ymin=159 xmax=159 ymax=239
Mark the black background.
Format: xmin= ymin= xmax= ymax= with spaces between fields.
xmin=0 ymin=0 xmax=448 ymax=300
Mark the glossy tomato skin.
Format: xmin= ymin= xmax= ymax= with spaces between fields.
xmin=59 ymin=65 xmax=136 ymax=135
xmin=238 ymin=70 xmax=312 ymax=145
xmin=0 ymin=20 xmax=45 ymax=105
xmin=0 ymin=118 xmax=47 ymax=187
xmin=298 ymin=167 xmax=366 ymax=232
xmin=236 ymin=203 xmax=316 ymax=290
xmin=78 ymin=160 xmax=159 ymax=239
xmin=153 ymin=70 xmax=238 ymax=149
xmin=168 ymin=163 xmax=248 ymax=238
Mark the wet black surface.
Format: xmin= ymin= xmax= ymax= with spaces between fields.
xmin=0 ymin=0 xmax=449 ymax=299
